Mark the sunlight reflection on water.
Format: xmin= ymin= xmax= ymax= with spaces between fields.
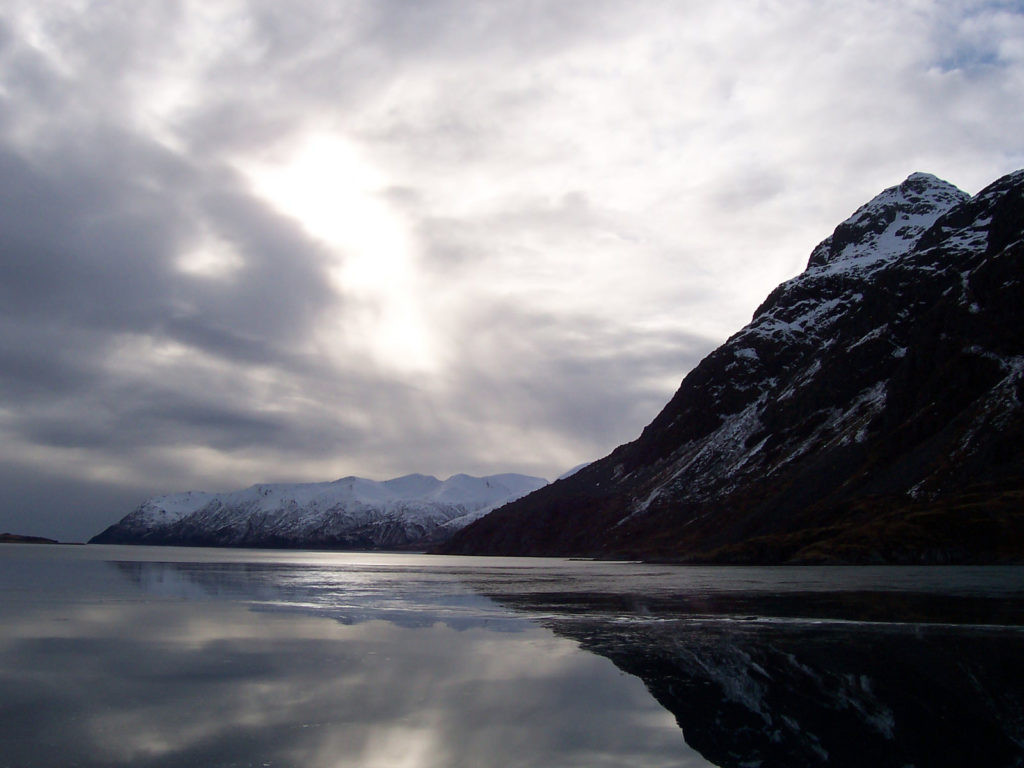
xmin=0 ymin=545 xmax=707 ymax=768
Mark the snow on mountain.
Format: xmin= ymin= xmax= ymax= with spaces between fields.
xmin=135 ymin=490 xmax=216 ymax=528
xmin=90 ymin=473 xmax=547 ymax=549
xmin=805 ymin=172 xmax=969 ymax=273
xmin=443 ymin=169 xmax=1024 ymax=563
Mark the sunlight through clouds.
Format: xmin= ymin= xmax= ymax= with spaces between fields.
xmin=240 ymin=132 xmax=440 ymax=373
xmin=175 ymin=230 xmax=245 ymax=280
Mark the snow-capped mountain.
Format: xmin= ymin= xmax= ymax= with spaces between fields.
xmin=90 ymin=473 xmax=547 ymax=549
xmin=442 ymin=170 xmax=1024 ymax=563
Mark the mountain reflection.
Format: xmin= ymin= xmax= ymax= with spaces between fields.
xmin=483 ymin=589 xmax=1024 ymax=768
xmin=110 ymin=558 xmax=1024 ymax=768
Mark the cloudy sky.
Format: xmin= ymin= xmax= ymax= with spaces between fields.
xmin=2 ymin=1 xmax=1023 ymax=540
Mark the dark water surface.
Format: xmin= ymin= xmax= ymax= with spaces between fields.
xmin=1 ymin=545 xmax=1022 ymax=767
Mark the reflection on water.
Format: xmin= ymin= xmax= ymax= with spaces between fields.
xmin=1 ymin=545 xmax=1023 ymax=768
xmin=495 ymin=602 xmax=1024 ymax=768
xmin=467 ymin=568 xmax=1024 ymax=768
xmin=0 ymin=546 xmax=698 ymax=768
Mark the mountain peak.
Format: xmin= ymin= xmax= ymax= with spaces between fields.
xmin=806 ymin=172 xmax=968 ymax=272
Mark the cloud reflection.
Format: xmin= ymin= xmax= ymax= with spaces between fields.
xmin=0 ymin=554 xmax=702 ymax=768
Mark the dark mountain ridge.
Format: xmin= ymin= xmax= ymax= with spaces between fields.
xmin=442 ymin=170 xmax=1024 ymax=563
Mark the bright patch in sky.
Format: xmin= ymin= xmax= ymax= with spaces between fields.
xmin=240 ymin=133 xmax=438 ymax=372
xmin=176 ymin=233 xmax=244 ymax=279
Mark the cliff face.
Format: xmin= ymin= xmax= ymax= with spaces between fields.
xmin=442 ymin=171 xmax=1024 ymax=563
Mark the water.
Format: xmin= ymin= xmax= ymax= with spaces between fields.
xmin=1 ymin=544 xmax=1022 ymax=767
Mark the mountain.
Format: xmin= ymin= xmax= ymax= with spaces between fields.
xmin=442 ymin=170 xmax=1024 ymax=563
xmin=0 ymin=533 xmax=60 ymax=545
xmin=89 ymin=473 xmax=547 ymax=549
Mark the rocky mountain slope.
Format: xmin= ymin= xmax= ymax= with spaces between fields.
xmin=442 ymin=170 xmax=1024 ymax=563
xmin=90 ymin=473 xmax=547 ymax=549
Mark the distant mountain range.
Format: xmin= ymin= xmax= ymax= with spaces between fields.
xmin=0 ymin=533 xmax=60 ymax=545
xmin=90 ymin=473 xmax=547 ymax=549
xmin=442 ymin=170 xmax=1024 ymax=563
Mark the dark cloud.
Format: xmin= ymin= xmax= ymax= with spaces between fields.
xmin=444 ymin=302 xmax=718 ymax=447
xmin=0 ymin=19 xmax=352 ymax=538
xmin=0 ymin=465 xmax=145 ymax=542
xmin=0 ymin=119 xmax=339 ymax=354
xmin=14 ymin=392 xmax=287 ymax=454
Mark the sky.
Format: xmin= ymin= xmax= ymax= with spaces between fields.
xmin=1 ymin=0 xmax=1023 ymax=541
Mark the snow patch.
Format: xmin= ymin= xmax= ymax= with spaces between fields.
xmin=809 ymin=173 xmax=968 ymax=275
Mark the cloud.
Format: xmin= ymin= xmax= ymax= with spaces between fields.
xmin=0 ymin=0 xmax=1022 ymax=538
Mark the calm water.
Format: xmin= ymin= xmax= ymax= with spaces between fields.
xmin=1 ymin=545 xmax=1023 ymax=768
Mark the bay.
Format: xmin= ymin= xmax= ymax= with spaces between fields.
xmin=1 ymin=544 xmax=1022 ymax=767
